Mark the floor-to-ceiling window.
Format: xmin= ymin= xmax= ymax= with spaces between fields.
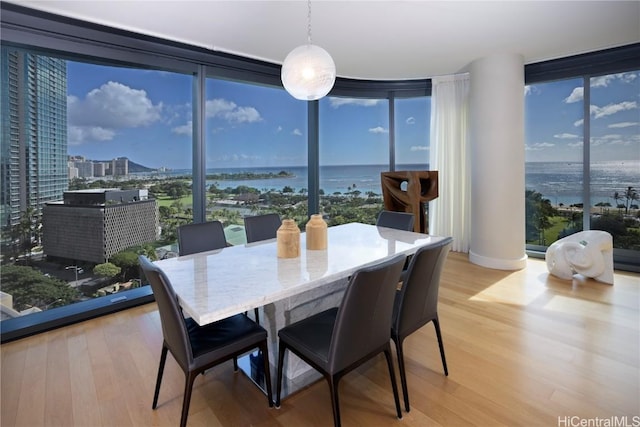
xmin=1 ymin=51 xmax=193 ymax=322
xmin=525 ymin=67 xmax=639 ymax=267
xmin=2 ymin=3 xmax=636 ymax=342
xmin=525 ymin=78 xmax=584 ymax=247
xmin=318 ymin=96 xmax=389 ymax=225
xmin=205 ymin=78 xmax=307 ymax=242
xmin=589 ymin=71 xmax=640 ymax=257
xmin=394 ymin=97 xmax=430 ymax=171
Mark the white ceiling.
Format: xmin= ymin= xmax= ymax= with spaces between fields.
xmin=8 ymin=0 xmax=640 ymax=80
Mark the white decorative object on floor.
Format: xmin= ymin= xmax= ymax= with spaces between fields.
xmin=545 ymin=230 xmax=614 ymax=284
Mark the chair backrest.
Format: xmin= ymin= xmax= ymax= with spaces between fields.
xmin=177 ymin=221 xmax=227 ymax=256
xmin=139 ymin=255 xmax=192 ymax=370
xmin=376 ymin=210 xmax=415 ymax=232
xmin=328 ymin=254 xmax=406 ymax=373
xmin=392 ymin=237 xmax=453 ymax=338
xmin=244 ymin=213 xmax=282 ymax=243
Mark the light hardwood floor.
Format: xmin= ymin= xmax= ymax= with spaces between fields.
xmin=2 ymin=253 xmax=638 ymax=426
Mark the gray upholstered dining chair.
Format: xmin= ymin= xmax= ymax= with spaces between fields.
xmin=177 ymin=220 xmax=227 ymax=256
xmin=391 ymin=237 xmax=453 ymax=412
xmin=376 ymin=210 xmax=415 ymax=232
xmin=244 ymin=213 xmax=282 ymax=243
xmin=139 ymin=255 xmax=273 ymax=427
xmin=377 ymin=210 xmax=416 ymax=277
xmin=275 ymin=254 xmax=406 ymax=427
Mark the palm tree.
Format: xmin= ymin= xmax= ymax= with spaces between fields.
xmin=623 ymin=186 xmax=638 ymax=215
xmin=613 ymin=191 xmax=623 ymax=214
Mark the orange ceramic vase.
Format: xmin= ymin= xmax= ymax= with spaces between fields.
xmin=277 ymin=219 xmax=301 ymax=258
xmin=305 ymin=214 xmax=327 ymax=250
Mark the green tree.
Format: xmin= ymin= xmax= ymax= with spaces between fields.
xmin=93 ymin=262 xmax=121 ymax=280
xmin=623 ymin=186 xmax=638 ymax=215
xmin=9 ymin=207 xmax=42 ymax=264
xmin=0 ymin=265 xmax=78 ymax=311
xmin=613 ymin=191 xmax=623 ymax=214
xmin=525 ymin=189 xmax=556 ymax=244
xmin=109 ymin=251 xmax=140 ymax=282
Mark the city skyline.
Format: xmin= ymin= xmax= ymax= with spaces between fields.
xmin=66 ymin=62 xmax=639 ymax=170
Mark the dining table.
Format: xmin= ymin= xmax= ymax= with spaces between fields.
xmin=153 ymin=221 xmax=449 ymax=396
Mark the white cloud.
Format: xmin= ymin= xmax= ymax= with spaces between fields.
xmin=410 ymin=145 xmax=428 ymax=151
xmin=292 ymin=129 xmax=303 ymax=136
xmin=66 ymin=82 xmax=165 ymax=145
xmin=68 ymin=82 xmax=162 ymax=129
xmin=591 ymin=101 xmax=638 ymax=119
xmin=564 ymin=87 xmax=583 ymax=103
xmin=574 ymin=119 xmax=584 ymax=127
xmin=172 ymin=121 xmax=192 ymax=136
xmin=68 ymin=126 xmax=115 ymax=145
xmin=525 ymin=142 xmax=555 ymax=151
xmin=369 ymin=126 xmax=388 ymax=134
xmin=568 ymin=140 xmax=583 ymax=148
xmin=591 ymin=75 xmax=616 ymax=88
xmin=219 ymin=153 xmax=261 ymax=162
xmin=329 ymin=98 xmax=381 ymax=108
xmin=406 ymin=117 xmax=416 ymax=125
xmin=276 ymin=126 xmax=283 ymax=133
xmin=206 ymin=98 xmax=262 ymax=123
xmin=592 ymin=72 xmax=637 ymax=87
xmin=608 ymin=122 xmax=638 ymax=128
xmin=524 ymin=86 xmax=531 ymax=96
xmin=554 ymin=133 xmax=579 ymax=139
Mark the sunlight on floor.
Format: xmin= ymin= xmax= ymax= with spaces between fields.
xmin=469 ymin=270 xmax=548 ymax=306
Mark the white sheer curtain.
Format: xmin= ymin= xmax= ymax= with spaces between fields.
xmin=429 ymin=73 xmax=470 ymax=253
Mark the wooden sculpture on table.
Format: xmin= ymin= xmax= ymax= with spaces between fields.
xmin=381 ymin=171 xmax=438 ymax=234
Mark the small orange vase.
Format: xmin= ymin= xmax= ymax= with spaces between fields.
xmin=277 ymin=219 xmax=301 ymax=258
xmin=305 ymin=214 xmax=328 ymax=250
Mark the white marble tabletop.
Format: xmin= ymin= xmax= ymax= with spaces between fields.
xmin=154 ymin=222 xmax=447 ymax=325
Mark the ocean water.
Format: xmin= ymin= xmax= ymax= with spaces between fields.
xmin=525 ymin=160 xmax=640 ymax=207
xmin=146 ymin=161 xmax=639 ymax=208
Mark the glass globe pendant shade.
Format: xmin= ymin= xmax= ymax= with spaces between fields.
xmin=281 ymin=44 xmax=336 ymax=101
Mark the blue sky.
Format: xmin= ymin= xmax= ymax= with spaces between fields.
xmin=66 ymin=62 xmax=638 ymax=170
xmin=525 ymin=73 xmax=639 ymax=163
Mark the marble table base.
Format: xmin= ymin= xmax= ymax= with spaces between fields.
xmin=239 ymin=276 xmax=350 ymax=398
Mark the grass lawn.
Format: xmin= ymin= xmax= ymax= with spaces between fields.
xmin=156 ymin=194 xmax=193 ymax=208
xmin=544 ymin=216 xmax=569 ymax=245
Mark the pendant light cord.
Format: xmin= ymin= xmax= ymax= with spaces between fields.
xmin=307 ymin=0 xmax=312 ymax=44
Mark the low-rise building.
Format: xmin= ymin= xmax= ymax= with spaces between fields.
xmin=42 ymin=189 xmax=158 ymax=264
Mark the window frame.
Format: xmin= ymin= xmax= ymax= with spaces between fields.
xmin=1 ymin=2 xmax=637 ymax=342
xmin=0 ymin=2 xmax=430 ymax=342
xmin=524 ymin=44 xmax=640 ymax=271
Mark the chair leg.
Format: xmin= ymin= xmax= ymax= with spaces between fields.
xmin=260 ymin=342 xmax=274 ymax=407
xmin=384 ymin=347 xmax=403 ymax=420
xmin=152 ymin=345 xmax=168 ymax=409
xmin=393 ymin=337 xmax=411 ymax=412
xmin=254 ymin=307 xmax=260 ymax=325
xmin=233 ymin=356 xmax=238 ymax=372
xmin=329 ymin=375 xmax=342 ymax=427
xmin=179 ymin=372 xmax=197 ymax=427
xmin=433 ymin=318 xmax=449 ymax=376
xmin=275 ymin=342 xmax=286 ymax=407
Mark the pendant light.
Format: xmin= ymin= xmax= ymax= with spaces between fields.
xmin=281 ymin=0 xmax=336 ymax=101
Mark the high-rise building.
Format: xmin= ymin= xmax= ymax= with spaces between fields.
xmin=0 ymin=47 xmax=68 ymax=233
xmin=112 ymin=157 xmax=128 ymax=176
xmin=75 ymin=160 xmax=94 ymax=178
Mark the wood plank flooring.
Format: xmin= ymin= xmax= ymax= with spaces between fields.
xmin=2 ymin=252 xmax=638 ymax=426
